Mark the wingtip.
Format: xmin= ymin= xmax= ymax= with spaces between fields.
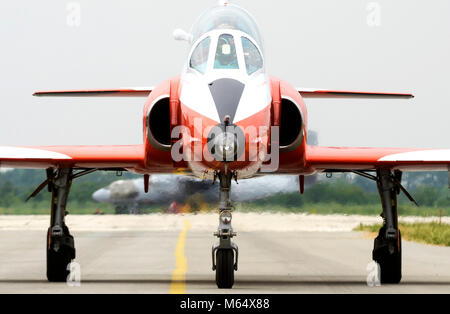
xmin=33 ymin=91 xmax=44 ymax=97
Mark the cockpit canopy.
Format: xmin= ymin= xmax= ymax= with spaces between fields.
xmin=189 ymin=32 xmax=263 ymax=76
xmin=188 ymin=4 xmax=264 ymax=77
xmin=190 ymin=4 xmax=263 ymax=48
xmin=190 ymin=37 xmax=211 ymax=74
xmin=214 ymin=34 xmax=239 ymax=70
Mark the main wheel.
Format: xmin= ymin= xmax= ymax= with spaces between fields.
xmin=373 ymin=229 xmax=402 ymax=284
xmin=216 ymin=249 xmax=234 ymax=289
xmin=46 ymin=228 xmax=75 ymax=282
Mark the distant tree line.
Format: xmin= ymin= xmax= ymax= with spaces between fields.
xmin=0 ymin=169 xmax=139 ymax=207
xmin=253 ymin=173 xmax=449 ymax=208
xmin=0 ymin=169 xmax=448 ymax=209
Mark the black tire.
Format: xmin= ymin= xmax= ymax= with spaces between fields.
xmin=216 ymin=249 xmax=234 ymax=289
xmin=373 ymin=230 xmax=402 ymax=284
xmin=46 ymin=229 xmax=74 ymax=282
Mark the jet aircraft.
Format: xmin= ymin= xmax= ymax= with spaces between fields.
xmin=92 ymin=175 xmax=304 ymax=214
xmin=1 ymin=1 xmax=449 ymax=288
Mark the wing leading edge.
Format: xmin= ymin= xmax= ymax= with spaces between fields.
xmin=33 ymin=88 xmax=153 ymax=98
xmin=297 ymin=88 xmax=414 ymax=99
xmin=0 ymin=145 xmax=145 ymax=170
xmin=306 ymin=146 xmax=450 ymax=172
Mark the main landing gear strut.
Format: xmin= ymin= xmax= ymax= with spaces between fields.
xmin=349 ymin=168 xmax=415 ymax=284
xmin=373 ymin=169 xmax=402 ymax=284
xmin=212 ymin=170 xmax=238 ymax=289
xmin=46 ymin=168 xmax=76 ymax=282
xmin=27 ymin=167 xmax=135 ymax=282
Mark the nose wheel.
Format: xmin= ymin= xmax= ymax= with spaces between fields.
xmin=214 ymin=248 xmax=237 ymax=289
xmin=212 ymin=171 xmax=238 ymax=289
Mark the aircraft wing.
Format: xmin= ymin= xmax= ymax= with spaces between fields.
xmin=297 ymin=88 xmax=414 ymax=99
xmin=33 ymin=87 xmax=153 ymax=97
xmin=0 ymin=145 xmax=145 ymax=170
xmin=34 ymin=87 xmax=413 ymax=99
xmin=306 ymin=146 xmax=450 ymax=172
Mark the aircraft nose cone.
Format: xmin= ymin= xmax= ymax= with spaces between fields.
xmin=208 ymin=78 xmax=245 ymax=124
xmin=92 ymin=188 xmax=111 ymax=203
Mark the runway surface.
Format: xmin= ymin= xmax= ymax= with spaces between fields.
xmin=0 ymin=214 xmax=449 ymax=294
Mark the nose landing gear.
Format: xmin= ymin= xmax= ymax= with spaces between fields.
xmin=212 ymin=171 xmax=238 ymax=289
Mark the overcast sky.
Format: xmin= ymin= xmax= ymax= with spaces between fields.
xmin=0 ymin=0 xmax=449 ymax=149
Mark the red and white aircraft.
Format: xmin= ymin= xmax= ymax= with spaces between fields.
xmin=1 ymin=1 xmax=449 ymax=288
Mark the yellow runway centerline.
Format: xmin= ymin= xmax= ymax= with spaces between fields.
xmin=169 ymin=219 xmax=191 ymax=294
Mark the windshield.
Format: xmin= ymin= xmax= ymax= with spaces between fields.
xmin=242 ymin=37 xmax=263 ymax=75
xmin=214 ymin=34 xmax=239 ymax=70
xmin=191 ymin=5 xmax=262 ymax=46
xmin=190 ymin=37 xmax=211 ymax=74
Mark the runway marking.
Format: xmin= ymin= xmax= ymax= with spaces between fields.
xmin=169 ymin=219 xmax=191 ymax=294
